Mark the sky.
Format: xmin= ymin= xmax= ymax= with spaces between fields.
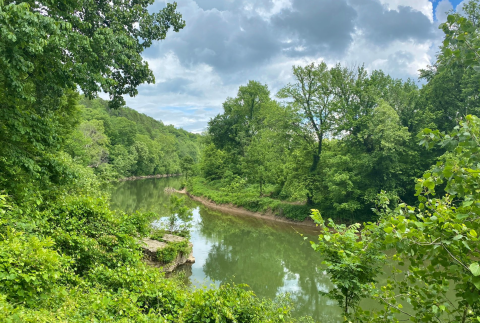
xmin=120 ymin=0 xmax=470 ymax=133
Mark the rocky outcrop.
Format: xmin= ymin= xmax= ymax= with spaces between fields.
xmin=141 ymin=235 xmax=195 ymax=273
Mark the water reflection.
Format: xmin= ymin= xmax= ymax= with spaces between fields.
xmin=191 ymin=205 xmax=342 ymax=320
xmin=108 ymin=177 xmax=183 ymax=215
xmin=108 ymin=178 xmax=342 ymax=321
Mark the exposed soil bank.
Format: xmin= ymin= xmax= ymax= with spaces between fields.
xmin=118 ymin=174 xmax=181 ymax=182
xmin=176 ymin=190 xmax=317 ymax=228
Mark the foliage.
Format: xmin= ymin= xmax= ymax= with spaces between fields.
xmin=180 ymin=156 xmax=195 ymax=181
xmin=177 ymin=283 xmax=294 ymax=323
xmin=65 ymin=98 xmax=201 ymax=179
xmin=315 ymin=115 xmax=480 ymax=322
xmin=0 ymin=231 xmax=67 ymax=306
xmin=366 ymin=115 xmax=480 ymax=322
xmin=188 ymin=177 xmax=314 ymax=221
xmin=156 ymin=240 xmax=191 ymax=264
xmin=158 ymin=195 xmax=194 ymax=238
xmin=196 ymin=65 xmax=435 ymax=222
xmin=309 ymin=210 xmax=385 ymax=318
xmin=0 ymin=0 xmax=184 ymax=108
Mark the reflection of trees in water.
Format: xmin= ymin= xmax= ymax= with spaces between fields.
xmin=108 ymin=177 xmax=183 ymax=215
xmin=202 ymin=228 xmax=285 ymax=299
xmin=197 ymin=206 xmax=342 ymax=320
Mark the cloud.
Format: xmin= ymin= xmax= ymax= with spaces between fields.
xmin=123 ymin=0 xmax=445 ymax=132
xmin=435 ymin=0 xmax=454 ymax=22
xmin=350 ymin=0 xmax=436 ymax=46
xmin=272 ymin=0 xmax=357 ymax=57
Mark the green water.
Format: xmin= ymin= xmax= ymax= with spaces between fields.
xmin=108 ymin=177 xmax=342 ymax=321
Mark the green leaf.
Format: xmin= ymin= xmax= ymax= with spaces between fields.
xmin=469 ymin=262 xmax=480 ymax=276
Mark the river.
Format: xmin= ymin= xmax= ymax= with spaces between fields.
xmin=108 ymin=177 xmax=343 ymax=321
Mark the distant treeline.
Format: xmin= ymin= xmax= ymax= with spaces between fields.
xmin=65 ymin=98 xmax=201 ymax=180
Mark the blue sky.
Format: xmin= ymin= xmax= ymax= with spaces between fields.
xmin=119 ymin=0 xmax=471 ymax=133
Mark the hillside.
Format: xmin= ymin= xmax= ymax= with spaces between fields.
xmin=63 ymin=97 xmax=201 ymax=179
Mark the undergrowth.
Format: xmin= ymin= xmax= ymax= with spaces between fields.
xmin=187 ymin=177 xmax=315 ymax=222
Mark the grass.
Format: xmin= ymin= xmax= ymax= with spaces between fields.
xmin=187 ymin=177 xmax=315 ymax=222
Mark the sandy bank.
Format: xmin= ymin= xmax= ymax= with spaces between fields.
xmin=173 ymin=189 xmax=317 ymax=228
xmin=118 ymin=174 xmax=181 ymax=182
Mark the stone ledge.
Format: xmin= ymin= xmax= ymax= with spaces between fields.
xmin=141 ymin=235 xmax=195 ymax=273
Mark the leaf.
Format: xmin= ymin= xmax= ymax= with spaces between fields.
xmin=469 ymin=262 xmax=480 ymax=276
xmin=384 ymin=227 xmax=393 ymax=234
xmin=473 ymin=276 xmax=480 ymax=290
xmin=471 ymin=230 xmax=478 ymax=238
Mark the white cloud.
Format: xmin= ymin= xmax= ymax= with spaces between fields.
xmin=436 ymin=0 xmax=454 ymax=23
xmin=379 ymin=0 xmax=434 ymax=22
xmin=121 ymin=0 xmax=444 ymax=132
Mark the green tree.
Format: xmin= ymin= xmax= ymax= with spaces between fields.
xmin=0 ymin=0 xmax=185 ymax=196
xmin=208 ymin=81 xmax=272 ymax=156
xmin=180 ymin=156 xmax=195 ymax=181
xmin=310 ymin=210 xmax=385 ymax=319
xmin=0 ymin=0 xmax=185 ymax=108
xmin=78 ymin=120 xmax=110 ymax=168
xmin=277 ymin=63 xmax=340 ymax=192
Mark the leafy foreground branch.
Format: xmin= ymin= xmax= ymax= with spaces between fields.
xmin=311 ymin=115 xmax=480 ymax=322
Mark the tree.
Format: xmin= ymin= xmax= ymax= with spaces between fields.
xmin=208 ymin=81 xmax=272 ymax=155
xmin=180 ymin=156 xmax=194 ymax=181
xmin=278 ymin=63 xmax=339 ymax=174
xmin=0 ymin=0 xmax=185 ymax=108
xmin=0 ymin=1 xmax=185 ymax=196
xmin=78 ymin=120 xmax=110 ymax=168
xmin=310 ymin=210 xmax=385 ymax=319
xmin=322 ymin=116 xmax=480 ymax=322
xmin=370 ymin=116 xmax=480 ymax=322
xmin=278 ymin=63 xmax=342 ymax=203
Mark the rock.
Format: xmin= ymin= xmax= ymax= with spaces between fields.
xmin=162 ymin=234 xmax=186 ymax=243
xmin=141 ymin=238 xmax=168 ymax=260
xmin=141 ymin=235 xmax=195 ymax=273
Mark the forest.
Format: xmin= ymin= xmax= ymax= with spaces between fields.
xmin=191 ymin=51 xmax=478 ymax=222
xmin=0 ymin=0 xmax=479 ymax=322
xmin=65 ymin=97 xmax=200 ymax=180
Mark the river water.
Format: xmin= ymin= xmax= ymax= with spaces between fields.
xmin=108 ymin=177 xmax=343 ymax=321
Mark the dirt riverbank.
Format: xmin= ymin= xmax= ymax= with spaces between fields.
xmin=173 ymin=189 xmax=318 ymax=228
xmin=118 ymin=174 xmax=181 ymax=182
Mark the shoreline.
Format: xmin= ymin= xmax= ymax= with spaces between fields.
xmin=117 ymin=174 xmax=181 ymax=182
xmin=175 ymin=189 xmax=318 ymax=228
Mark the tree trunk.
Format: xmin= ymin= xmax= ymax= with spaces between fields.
xmin=307 ymin=132 xmax=323 ymax=205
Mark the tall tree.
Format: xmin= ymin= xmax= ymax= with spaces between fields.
xmin=278 ymin=62 xmax=340 ymax=203
xmin=0 ymin=1 xmax=185 ymax=195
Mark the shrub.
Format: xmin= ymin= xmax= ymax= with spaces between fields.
xmin=156 ymin=240 xmax=191 ymax=264
xmin=0 ymin=231 xmax=67 ymax=306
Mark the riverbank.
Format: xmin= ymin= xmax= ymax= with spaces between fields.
xmin=185 ymin=191 xmax=318 ymax=227
xmin=185 ymin=177 xmax=316 ymax=222
xmin=169 ymin=179 xmax=318 ymax=227
xmin=117 ymin=174 xmax=181 ymax=182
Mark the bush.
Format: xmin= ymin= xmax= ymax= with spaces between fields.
xmin=156 ymin=240 xmax=191 ymax=264
xmin=178 ymin=283 xmax=292 ymax=323
xmin=0 ymin=231 xmax=67 ymax=306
